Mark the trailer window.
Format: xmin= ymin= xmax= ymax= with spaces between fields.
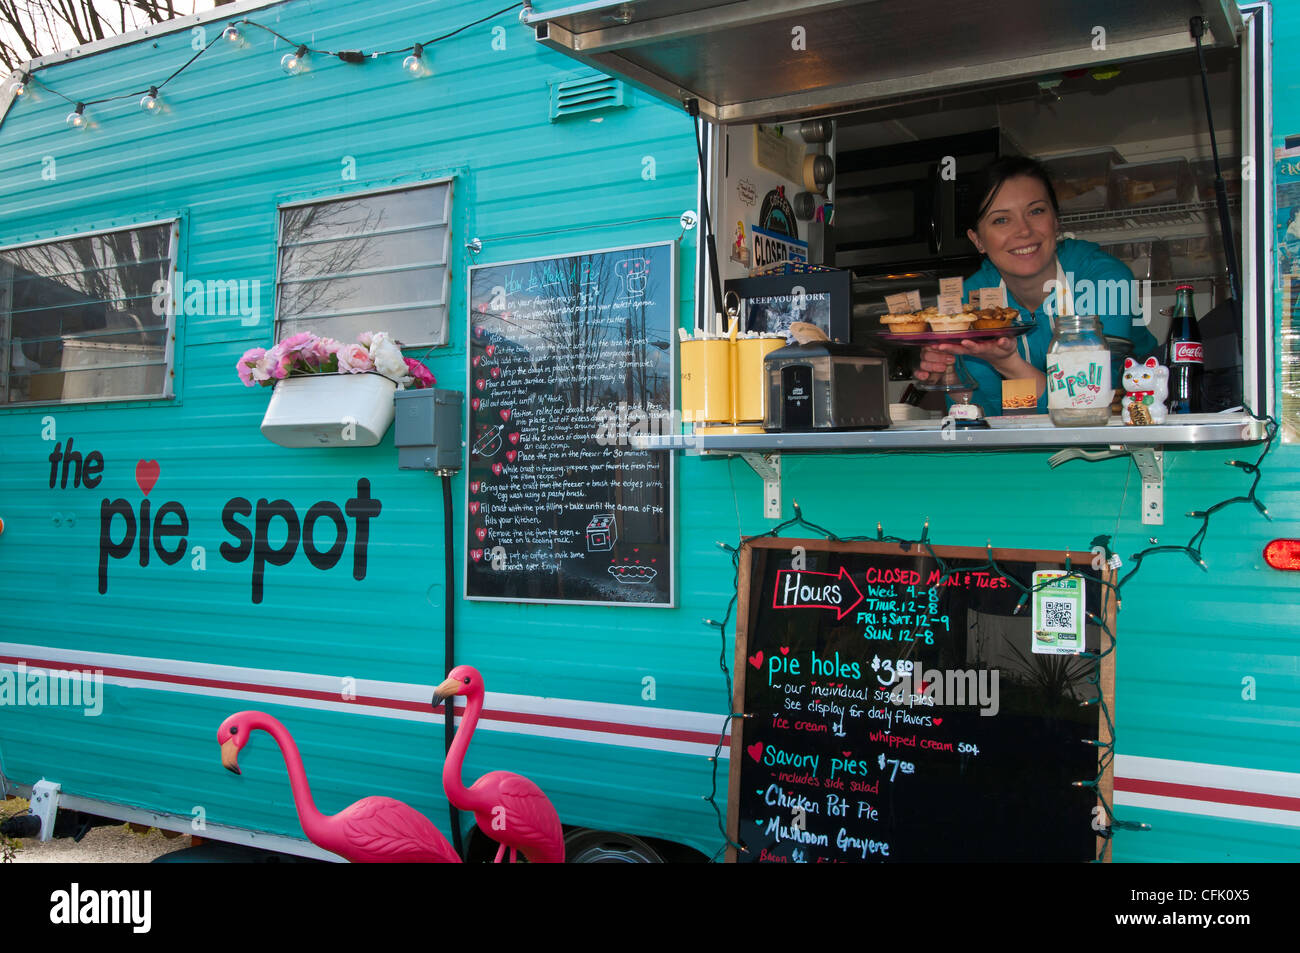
xmin=275 ymin=181 xmax=453 ymax=347
xmin=0 ymin=222 xmax=175 ymax=406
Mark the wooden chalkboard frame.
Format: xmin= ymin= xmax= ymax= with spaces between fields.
xmin=464 ymin=241 xmax=677 ymax=607
xmin=726 ymin=536 xmax=1116 ymax=863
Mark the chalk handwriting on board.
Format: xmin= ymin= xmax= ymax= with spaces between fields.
xmin=466 ymin=245 xmax=674 ymax=606
xmin=772 ymin=568 xmax=864 ymax=620
xmin=733 ymin=540 xmax=1109 ymax=863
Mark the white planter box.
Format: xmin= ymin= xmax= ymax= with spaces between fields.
xmin=260 ymin=374 xmax=397 ymax=448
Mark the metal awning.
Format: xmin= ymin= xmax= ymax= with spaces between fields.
xmin=526 ymin=0 xmax=1243 ymax=124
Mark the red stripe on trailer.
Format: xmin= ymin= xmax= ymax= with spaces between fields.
xmin=0 ymin=653 xmax=426 ymax=711
xmin=1115 ymin=776 xmax=1300 ymax=813
xmin=0 ymin=653 xmax=726 ymax=747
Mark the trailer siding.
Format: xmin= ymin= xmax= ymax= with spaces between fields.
xmin=0 ymin=0 xmax=1297 ymax=861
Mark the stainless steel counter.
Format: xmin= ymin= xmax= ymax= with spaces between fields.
xmin=633 ymin=413 xmax=1266 ymax=453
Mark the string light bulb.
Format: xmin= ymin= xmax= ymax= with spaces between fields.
xmin=66 ymin=103 xmax=87 ymax=129
xmin=222 ymin=24 xmax=246 ymax=46
xmin=140 ymin=87 xmax=162 ymax=116
xmin=11 ymin=71 xmax=30 ymax=97
xmin=281 ymin=45 xmax=309 ymax=75
xmin=403 ymin=43 xmax=430 ymax=77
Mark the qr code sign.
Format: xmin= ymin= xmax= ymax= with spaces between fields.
xmin=1042 ymin=598 xmax=1076 ymax=632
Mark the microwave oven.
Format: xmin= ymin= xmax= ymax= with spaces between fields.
xmin=833 ymin=129 xmax=1012 ymax=270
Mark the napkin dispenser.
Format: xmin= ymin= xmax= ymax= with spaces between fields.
xmin=764 ymin=342 xmax=891 ymax=431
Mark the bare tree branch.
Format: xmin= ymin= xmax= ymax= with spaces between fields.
xmin=0 ymin=1 xmax=46 ymax=62
xmin=1 ymin=1 xmax=208 ymax=72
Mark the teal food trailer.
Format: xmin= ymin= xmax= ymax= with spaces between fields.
xmin=0 ymin=0 xmax=1296 ymax=862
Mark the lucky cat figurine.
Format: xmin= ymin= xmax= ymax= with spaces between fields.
xmin=1121 ymin=356 xmax=1169 ymax=425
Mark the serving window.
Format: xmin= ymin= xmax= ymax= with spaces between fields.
xmin=0 ymin=221 xmax=177 ymax=406
xmin=532 ymin=0 xmax=1272 ymax=452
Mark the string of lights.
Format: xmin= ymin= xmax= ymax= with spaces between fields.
xmin=5 ymin=2 xmax=528 ymax=128
xmin=703 ymin=409 xmax=1279 ymax=863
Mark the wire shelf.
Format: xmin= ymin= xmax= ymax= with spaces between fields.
xmin=1060 ymin=197 xmax=1241 ymax=234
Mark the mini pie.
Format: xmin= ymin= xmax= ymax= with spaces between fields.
xmin=880 ymin=312 xmax=929 ymax=333
xmin=974 ymin=306 xmax=1021 ymax=329
xmin=926 ymin=312 xmax=977 ymax=332
xmin=881 ymin=302 xmax=1016 ymax=335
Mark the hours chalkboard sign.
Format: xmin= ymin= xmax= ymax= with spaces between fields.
xmin=728 ymin=538 xmax=1115 ymax=863
xmin=465 ymin=242 xmax=675 ymax=606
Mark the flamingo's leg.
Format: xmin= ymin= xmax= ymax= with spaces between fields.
xmin=494 ymin=841 xmax=507 ymax=863
xmin=510 ymin=847 xmax=517 ymax=863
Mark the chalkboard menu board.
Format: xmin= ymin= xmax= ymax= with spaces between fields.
xmin=465 ymin=243 xmax=675 ymax=606
xmin=729 ymin=538 xmax=1115 ymax=863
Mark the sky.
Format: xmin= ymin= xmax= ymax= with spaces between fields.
xmin=2 ymin=1 xmax=219 ymax=69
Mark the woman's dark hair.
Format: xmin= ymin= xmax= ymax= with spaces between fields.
xmin=971 ymin=156 xmax=1061 ymax=228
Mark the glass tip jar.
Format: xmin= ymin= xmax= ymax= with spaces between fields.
xmin=1046 ymin=313 xmax=1113 ymax=427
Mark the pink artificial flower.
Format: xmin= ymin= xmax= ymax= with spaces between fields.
xmin=274 ymin=331 xmax=320 ymax=374
xmin=336 ymin=343 xmax=375 ymax=374
xmin=405 ymin=358 xmax=435 ymax=389
xmin=356 ymin=331 xmax=375 ymax=349
xmin=307 ymin=336 xmax=341 ymax=369
xmin=236 ymin=347 xmax=267 ymax=386
xmin=280 ymin=330 xmax=317 ymax=352
xmin=265 ymin=342 xmax=292 ymax=379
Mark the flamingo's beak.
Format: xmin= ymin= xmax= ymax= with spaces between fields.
xmin=432 ymin=677 xmax=461 ymax=701
xmin=221 ymin=738 xmax=242 ymax=775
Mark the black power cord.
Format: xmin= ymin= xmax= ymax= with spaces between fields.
xmin=1190 ymin=16 xmax=1244 ymax=318
xmin=685 ymin=99 xmax=726 ymax=326
xmin=439 ymin=470 xmax=464 ymax=859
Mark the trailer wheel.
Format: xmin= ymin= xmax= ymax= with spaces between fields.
xmin=564 ymin=828 xmax=665 ymax=863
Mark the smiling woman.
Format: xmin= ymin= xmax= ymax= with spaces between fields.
xmin=915 ymin=157 xmax=1158 ymax=414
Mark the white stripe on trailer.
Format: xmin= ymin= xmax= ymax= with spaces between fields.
xmin=0 ymin=643 xmax=730 ymax=758
xmin=1117 ymin=754 xmax=1300 ymax=798
xmin=89 ymin=674 xmax=726 ymax=758
xmin=1114 ymin=753 xmax=1300 ymax=828
xmin=1115 ymin=791 xmax=1300 ymax=830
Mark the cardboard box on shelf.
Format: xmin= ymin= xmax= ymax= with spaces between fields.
xmin=1108 ymin=158 xmax=1196 ymax=209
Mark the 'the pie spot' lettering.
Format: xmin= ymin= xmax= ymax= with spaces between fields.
xmin=97 ymin=472 xmax=382 ymax=604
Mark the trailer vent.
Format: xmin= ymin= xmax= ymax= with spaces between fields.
xmin=549 ymin=73 xmax=625 ymax=121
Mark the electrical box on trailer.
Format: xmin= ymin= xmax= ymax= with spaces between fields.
xmin=394 ymin=388 xmax=464 ymax=471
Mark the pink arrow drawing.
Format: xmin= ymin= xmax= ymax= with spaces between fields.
xmin=771 ymin=566 xmax=863 ymax=621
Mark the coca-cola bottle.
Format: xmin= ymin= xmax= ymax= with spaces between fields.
xmin=1165 ymin=284 xmax=1203 ymax=414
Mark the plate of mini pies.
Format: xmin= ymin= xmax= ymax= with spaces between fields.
xmin=876 ymin=304 xmax=1035 ymax=343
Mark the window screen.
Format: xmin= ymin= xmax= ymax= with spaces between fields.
xmin=0 ymin=222 xmax=175 ymax=405
xmin=276 ymin=181 xmax=452 ymax=347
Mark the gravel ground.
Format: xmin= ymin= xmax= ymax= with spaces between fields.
xmin=3 ymin=797 xmax=191 ymax=864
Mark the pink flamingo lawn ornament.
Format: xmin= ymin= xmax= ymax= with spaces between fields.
xmin=217 ymin=710 xmax=461 ymax=863
xmin=434 ymin=665 xmax=565 ymax=863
